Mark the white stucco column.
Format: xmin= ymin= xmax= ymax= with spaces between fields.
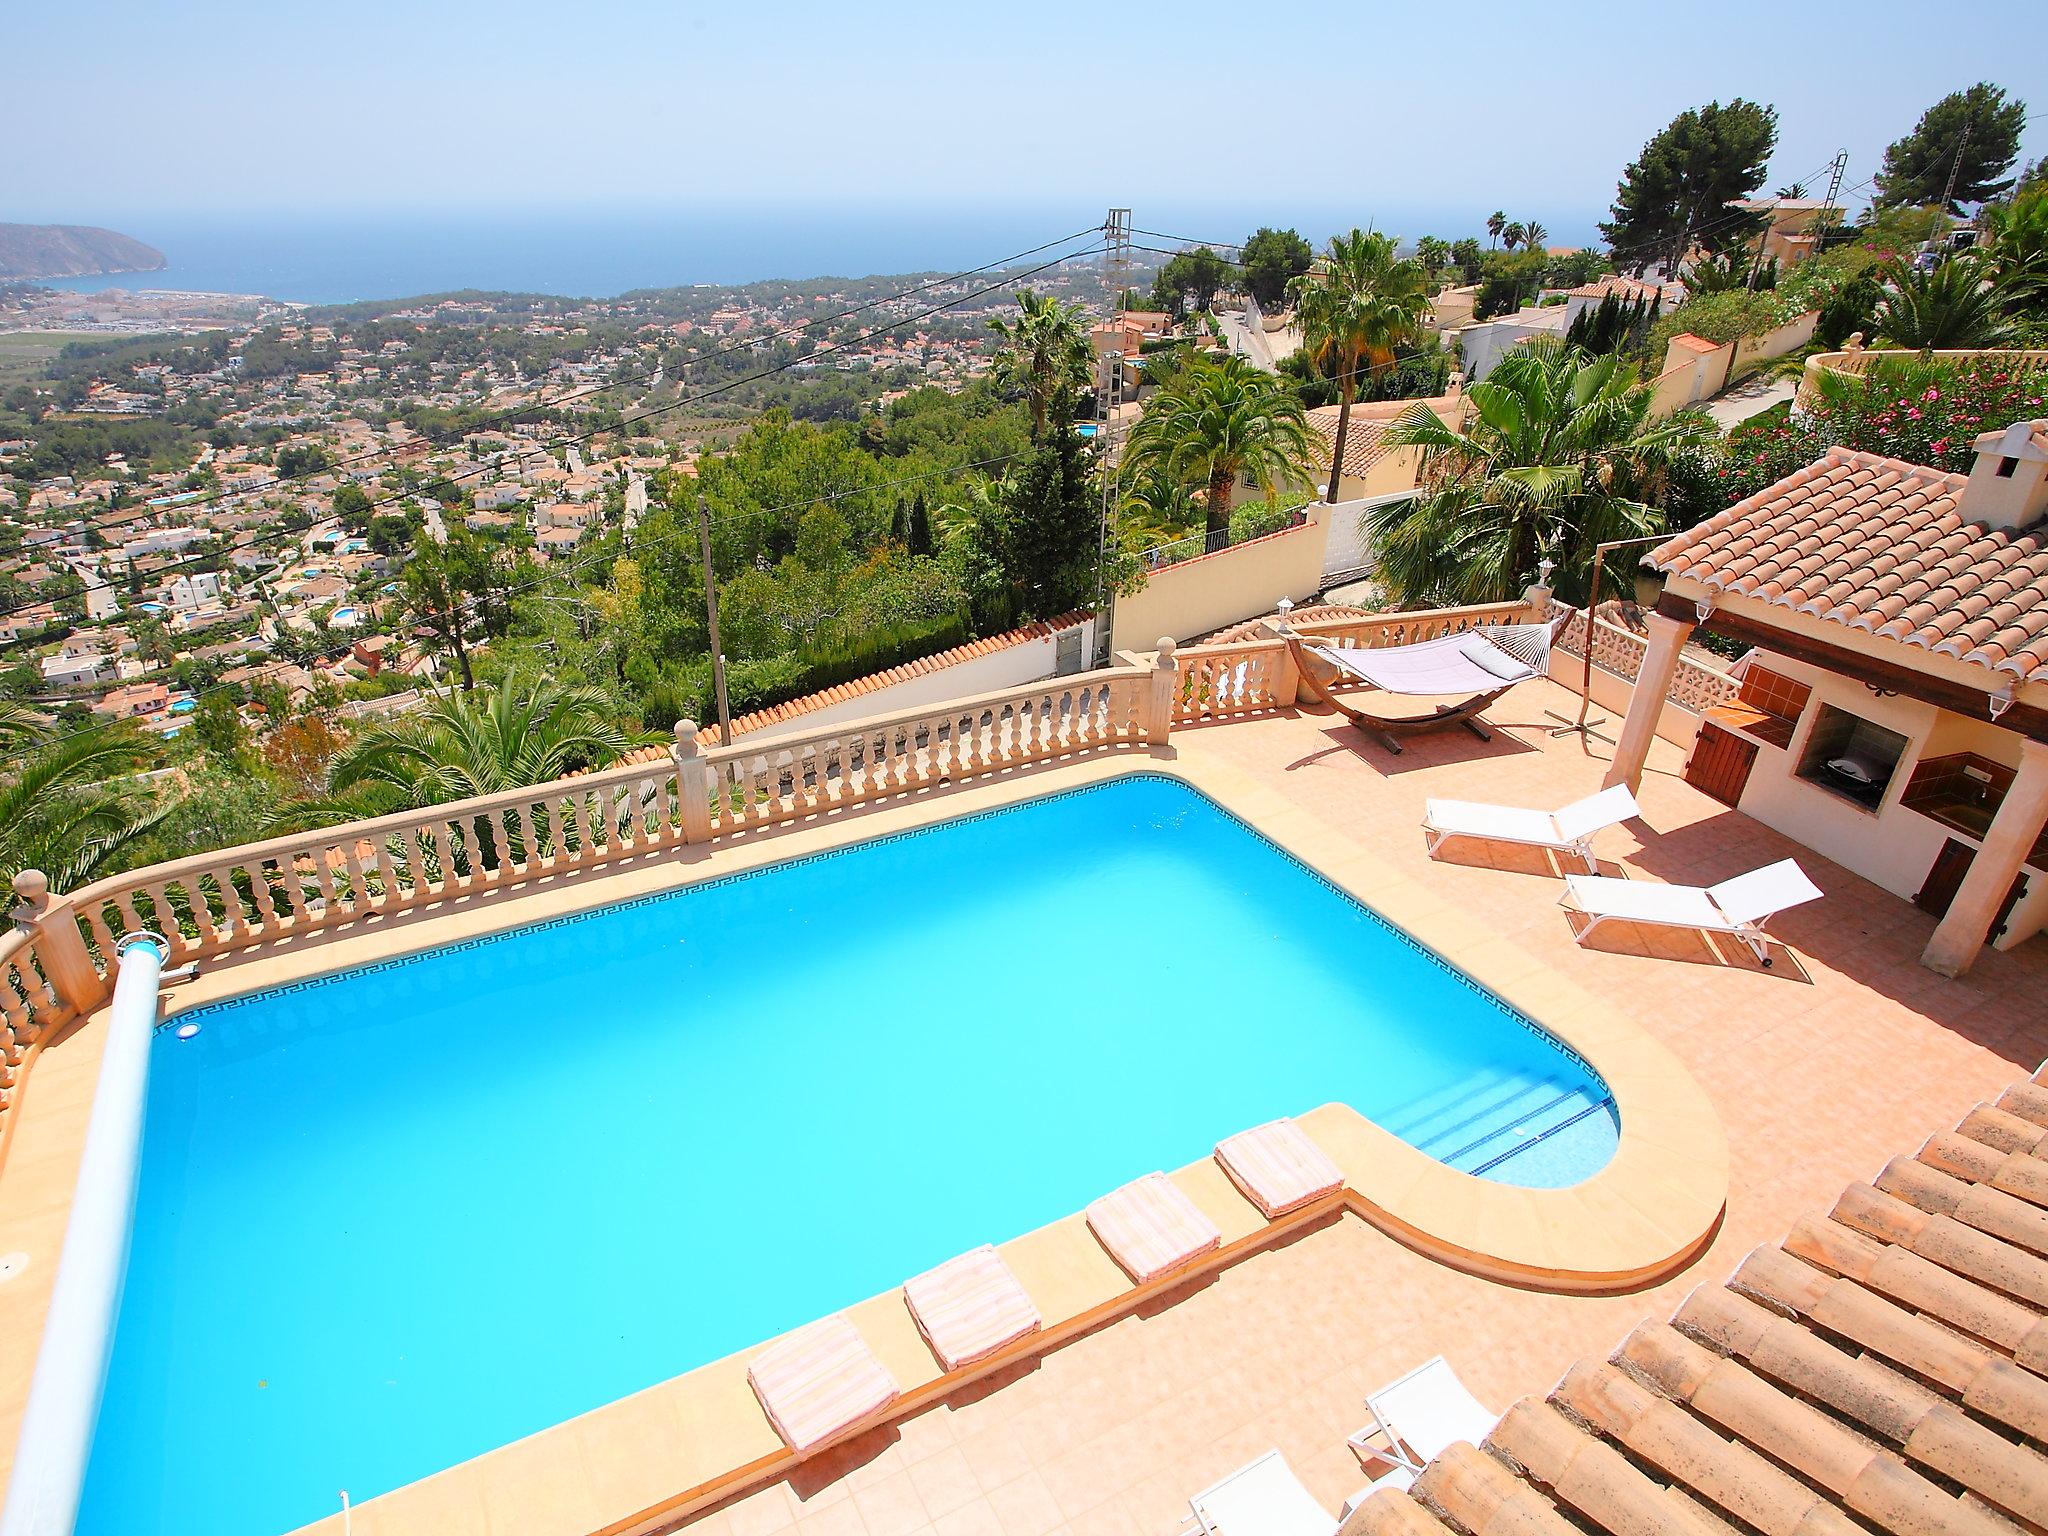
xmin=1602 ymin=612 xmax=1693 ymax=793
xmin=1923 ymin=737 xmax=2048 ymax=977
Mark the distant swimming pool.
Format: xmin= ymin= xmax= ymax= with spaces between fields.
xmin=78 ymin=775 xmax=1614 ymax=1536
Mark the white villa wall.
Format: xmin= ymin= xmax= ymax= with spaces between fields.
xmin=1109 ymin=505 xmax=1330 ymax=652
xmin=1544 ymin=646 xmax=1707 ymax=752
xmin=1648 ymin=311 xmax=1819 ymax=415
xmin=741 ymin=617 xmax=1099 ymax=743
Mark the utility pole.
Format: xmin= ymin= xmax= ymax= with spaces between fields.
xmin=1090 ymin=209 xmax=1133 ymax=666
xmin=696 ymin=493 xmax=730 ymax=740
xmin=1818 ymin=149 xmax=1848 ymax=252
xmin=1938 ymin=124 xmax=1972 ymax=217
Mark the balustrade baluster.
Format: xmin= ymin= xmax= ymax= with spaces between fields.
xmin=274 ymin=858 xmax=314 ymax=926
xmin=246 ymin=861 xmax=282 ymax=930
xmin=569 ymin=794 xmax=599 ymax=861
xmin=83 ymin=903 xmax=120 ymax=964
xmin=309 ymin=844 xmax=338 ymax=916
xmin=206 ymin=869 xmax=243 ymax=940
xmin=395 ymin=829 xmax=428 ymax=904
xmin=359 ymin=841 xmax=392 ymax=913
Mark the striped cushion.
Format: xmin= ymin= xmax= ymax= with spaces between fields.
xmin=1215 ymin=1118 xmax=1345 ymax=1217
xmin=903 ymin=1245 xmax=1042 ymax=1371
xmin=748 ymin=1314 xmax=900 ymax=1452
xmin=1086 ymin=1172 xmax=1222 ymax=1284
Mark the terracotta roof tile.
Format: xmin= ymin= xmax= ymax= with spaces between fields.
xmin=1348 ymin=1071 xmax=2048 ymax=1536
xmin=1651 ymin=445 xmax=2048 ymax=683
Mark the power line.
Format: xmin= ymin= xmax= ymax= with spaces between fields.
xmin=10 ymin=226 xmax=1109 ymax=556
xmin=1 ymin=237 xmax=1107 ymax=640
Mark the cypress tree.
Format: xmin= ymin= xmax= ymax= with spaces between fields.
xmin=908 ymin=489 xmax=933 ymax=557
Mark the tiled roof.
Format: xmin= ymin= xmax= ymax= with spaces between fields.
xmin=1306 ymin=408 xmax=1396 ymax=481
xmin=564 ymin=613 xmax=1094 ymax=772
xmin=1564 ymin=276 xmax=1674 ymax=303
xmin=1651 ymin=445 xmax=2048 ymax=684
xmin=1304 ymin=396 xmax=1460 ymax=484
xmin=1347 ymin=1066 xmax=2048 ymax=1536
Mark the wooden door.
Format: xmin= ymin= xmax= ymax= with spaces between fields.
xmin=1915 ymin=836 xmax=2029 ymax=937
xmin=1685 ymin=723 xmax=1757 ymax=808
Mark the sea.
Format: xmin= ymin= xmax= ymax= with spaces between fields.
xmin=30 ymin=203 xmax=1605 ymax=308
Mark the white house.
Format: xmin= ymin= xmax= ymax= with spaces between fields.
xmin=167 ymin=571 xmax=225 ymax=611
xmin=41 ymin=651 xmax=110 ymax=686
xmin=1451 ymin=303 xmax=1572 ymax=381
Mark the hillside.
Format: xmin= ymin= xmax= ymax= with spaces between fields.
xmin=0 ymin=223 xmax=166 ymax=280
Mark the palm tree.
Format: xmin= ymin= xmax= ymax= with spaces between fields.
xmin=1873 ymin=256 xmax=2017 ymax=350
xmin=1522 ymin=221 xmax=1549 ymax=252
xmin=322 ymin=672 xmax=647 ymax=811
xmin=1118 ymin=463 xmax=1203 ymax=553
xmin=1124 ymin=354 xmax=1314 ymax=550
xmin=986 ymin=289 xmax=1093 ymax=440
xmin=1983 ymin=188 xmax=2048 ymax=306
xmin=1367 ymin=339 xmax=1715 ymax=607
xmin=1288 ymin=230 xmax=1432 ymax=502
xmin=0 ymin=706 xmax=169 ymax=889
xmin=1487 ymin=211 xmax=1506 ymax=250
xmin=1500 ymin=221 xmax=1528 ymax=253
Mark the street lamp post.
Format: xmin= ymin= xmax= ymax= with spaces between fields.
xmin=1547 ymin=532 xmax=1671 ymax=740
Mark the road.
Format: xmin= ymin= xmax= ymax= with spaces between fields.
xmin=1706 ymin=374 xmax=1796 ymax=430
xmin=1217 ymin=309 xmax=1276 ymax=371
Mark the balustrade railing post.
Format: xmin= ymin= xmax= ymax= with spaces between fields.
xmin=9 ymin=870 xmax=108 ymax=1023
xmin=1261 ymin=618 xmax=1301 ymax=707
xmin=673 ymin=720 xmax=714 ymax=843
xmin=1145 ymin=638 xmax=1179 ymax=745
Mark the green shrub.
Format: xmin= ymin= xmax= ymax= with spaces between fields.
xmin=638 ymin=609 xmax=976 ymax=731
xmin=1709 ymin=356 xmax=2048 ymax=509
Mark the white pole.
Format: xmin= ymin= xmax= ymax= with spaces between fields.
xmin=0 ymin=933 xmax=167 ymax=1536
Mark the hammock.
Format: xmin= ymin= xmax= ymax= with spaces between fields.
xmin=1285 ymin=616 xmax=1566 ymax=754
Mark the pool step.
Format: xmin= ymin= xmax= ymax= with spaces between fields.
xmin=1379 ymin=1068 xmax=1523 ymax=1145
xmin=1436 ymin=1083 xmax=1616 ymax=1178
xmin=1398 ymin=1074 xmax=1566 ymax=1156
xmin=1463 ymin=1096 xmax=1617 ymax=1179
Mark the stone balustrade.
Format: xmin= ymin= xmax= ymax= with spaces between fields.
xmin=1547 ymin=599 xmax=1738 ymax=713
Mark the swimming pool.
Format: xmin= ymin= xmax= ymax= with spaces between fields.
xmin=78 ymin=775 xmax=1614 ymax=1536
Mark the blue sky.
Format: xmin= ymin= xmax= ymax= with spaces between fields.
xmin=9 ymin=0 xmax=2045 ymax=241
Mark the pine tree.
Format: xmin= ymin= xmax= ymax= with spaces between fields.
xmin=1601 ymin=100 xmax=1778 ymax=275
xmin=1875 ymin=84 xmax=2029 ymax=212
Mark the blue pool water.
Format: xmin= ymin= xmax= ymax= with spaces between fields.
xmin=78 ymin=776 xmax=1614 ymax=1536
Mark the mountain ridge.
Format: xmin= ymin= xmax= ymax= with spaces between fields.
xmin=0 ymin=223 xmax=167 ymax=280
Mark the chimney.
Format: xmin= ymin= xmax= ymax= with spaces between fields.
xmin=1961 ymin=419 xmax=2048 ymax=531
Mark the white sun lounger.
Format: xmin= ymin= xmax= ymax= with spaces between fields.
xmin=1187 ymin=1451 xmax=1345 ymax=1536
xmin=1559 ymin=857 xmax=1822 ymax=966
xmin=1346 ymin=1356 xmax=1497 ymax=1477
xmin=1422 ymin=784 xmax=1639 ymax=870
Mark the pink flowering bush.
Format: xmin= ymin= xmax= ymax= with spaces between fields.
xmin=1714 ymin=358 xmax=2048 ymax=507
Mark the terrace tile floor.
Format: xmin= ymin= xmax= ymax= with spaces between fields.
xmin=675 ymin=677 xmax=2047 ymax=1536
